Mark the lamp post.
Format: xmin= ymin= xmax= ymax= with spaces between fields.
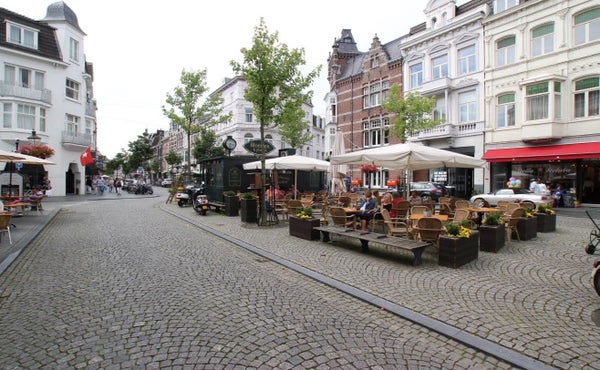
xmin=15 ymin=139 xmax=20 ymax=152
xmin=27 ymin=130 xmax=42 ymax=187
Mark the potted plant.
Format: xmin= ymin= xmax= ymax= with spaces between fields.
xmin=240 ymin=192 xmax=258 ymax=223
xmin=517 ymin=206 xmax=537 ymax=240
xmin=224 ymin=190 xmax=239 ymax=217
xmin=479 ymin=211 xmax=505 ymax=253
xmin=535 ymin=203 xmax=556 ymax=232
xmin=289 ymin=206 xmax=321 ymax=240
xmin=438 ymin=220 xmax=479 ymax=268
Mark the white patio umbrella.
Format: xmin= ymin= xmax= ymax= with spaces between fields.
xmin=329 ymin=130 xmax=348 ymax=195
xmin=243 ymin=155 xmax=331 ymax=199
xmin=1 ymin=151 xmax=55 ymax=196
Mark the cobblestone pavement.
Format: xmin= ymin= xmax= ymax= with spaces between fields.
xmin=0 ymin=188 xmax=598 ymax=369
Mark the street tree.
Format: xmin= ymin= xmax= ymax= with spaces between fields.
xmin=127 ymin=130 xmax=153 ymax=175
xmin=230 ymin=18 xmax=320 ymax=225
xmin=381 ymin=84 xmax=441 ymax=142
xmin=277 ymin=100 xmax=313 ymax=150
xmin=164 ymin=150 xmax=182 ymax=177
xmin=193 ymin=127 xmax=225 ymax=161
xmin=105 ymin=151 xmax=128 ymax=178
xmin=162 ymin=69 xmax=231 ymax=178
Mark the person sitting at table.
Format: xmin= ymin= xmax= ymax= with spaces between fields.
xmin=28 ymin=188 xmax=45 ymax=201
xmin=409 ymin=191 xmax=422 ymax=206
xmin=356 ymin=190 xmax=377 ymax=231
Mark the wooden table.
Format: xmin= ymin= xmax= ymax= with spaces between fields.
xmin=4 ymin=202 xmax=31 ymax=216
xmin=467 ymin=207 xmax=502 ymax=225
xmin=409 ymin=214 xmax=449 ymax=222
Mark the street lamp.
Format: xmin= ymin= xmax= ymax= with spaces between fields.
xmin=27 ymin=130 xmax=42 ymax=188
xmin=15 ymin=139 xmax=20 ymax=152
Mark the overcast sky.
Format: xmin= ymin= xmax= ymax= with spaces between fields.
xmin=5 ymin=0 xmax=466 ymax=158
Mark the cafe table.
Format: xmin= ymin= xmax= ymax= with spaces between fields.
xmin=467 ymin=207 xmax=502 ymax=225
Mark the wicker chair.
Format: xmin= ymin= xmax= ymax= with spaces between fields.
xmin=411 ymin=206 xmax=429 ymax=215
xmin=504 ymin=208 xmax=524 ymax=243
xmin=454 ymin=200 xmax=470 ymax=210
xmin=286 ymin=200 xmax=303 ymax=217
xmin=0 ymin=213 xmax=13 ymax=244
xmin=329 ymin=207 xmax=357 ymax=229
xmin=380 ymin=208 xmax=408 ymax=236
xmin=413 ymin=217 xmax=444 ymax=247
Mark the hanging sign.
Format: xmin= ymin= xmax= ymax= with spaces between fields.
xmin=243 ymin=140 xmax=275 ymax=155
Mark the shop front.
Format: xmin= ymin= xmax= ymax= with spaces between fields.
xmin=482 ymin=142 xmax=600 ymax=206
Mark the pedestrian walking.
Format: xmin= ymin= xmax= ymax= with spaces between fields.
xmin=96 ymin=176 xmax=105 ymax=195
xmin=115 ymin=177 xmax=122 ymax=196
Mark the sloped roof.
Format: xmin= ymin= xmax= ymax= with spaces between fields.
xmin=336 ymin=35 xmax=406 ymax=81
xmin=0 ymin=7 xmax=62 ymax=62
xmin=43 ymin=1 xmax=85 ymax=34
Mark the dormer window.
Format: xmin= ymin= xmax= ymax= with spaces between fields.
xmin=6 ymin=22 xmax=38 ymax=49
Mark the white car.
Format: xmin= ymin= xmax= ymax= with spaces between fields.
xmin=470 ymin=188 xmax=552 ymax=209
xmin=161 ymin=178 xmax=172 ymax=187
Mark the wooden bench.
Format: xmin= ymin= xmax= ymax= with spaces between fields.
xmin=314 ymin=226 xmax=430 ymax=266
xmin=207 ymin=201 xmax=225 ymax=213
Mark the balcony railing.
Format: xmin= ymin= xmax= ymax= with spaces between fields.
xmin=62 ymin=131 xmax=93 ymax=147
xmin=0 ymin=81 xmax=52 ymax=104
xmin=408 ymin=121 xmax=484 ymax=141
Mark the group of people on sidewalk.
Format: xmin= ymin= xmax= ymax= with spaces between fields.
xmin=85 ymin=176 xmax=123 ymax=196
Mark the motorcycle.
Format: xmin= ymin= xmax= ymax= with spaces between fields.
xmin=176 ymin=185 xmax=195 ymax=207
xmin=194 ymin=194 xmax=209 ymax=216
xmin=584 ymin=210 xmax=600 ymax=297
xmin=134 ymin=183 xmax=153 ymax=195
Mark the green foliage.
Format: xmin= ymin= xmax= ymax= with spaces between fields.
xmin=381 ymin=84 xmax=441 ymax=142
xmin=127 ymin=131 xmax=153 ymax=170
xmin=192 ymin=127 xmax=225 ymax=160
xmin=225 ymin=190 xmax=237 ymax=196
xmin=162 ymin=69 xmax=232 ymax=174
xmin=483 ymin=212 xmax=501 ymax=226
xmin=105 ymin=152 xmax=128 ymax=175
xmin=242 ymin=192 xmax=255 ymax=199
xmin=165 ymin=150 xmax=182 ymax=168
xmin=276 ymin=99 xmax=313 ymax=149
xmin=230 ymin=18 xmax=320 ymax=225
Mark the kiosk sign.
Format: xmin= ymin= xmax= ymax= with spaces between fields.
xmin=243 ymin=139 xmax=275 ymax=155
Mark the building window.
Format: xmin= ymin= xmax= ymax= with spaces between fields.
xmin=458 ymin=91 xmax=477 ymax=123
xmin=494 ymin=0 xmax=517 ymax=13
xmin=457 ymin=45 xmax=476 ymax=75
xmin=3 ymin=103 xmax=12 ymax=128
xmin=497 ymin=93 xmax=516 ymax=127
xmin=362 ymin=118 xmax=390 ymax=147
xmin=410 ymin=63 xmax=423 ymax=88
xmin=362 ymin=82 xmax=386 ymax=108
xmin=66 ymin=79 xmax=80 ymax=100
xmin=574 ymin=77 xmax=600 ymax=118
xmin=66 ymin=114 xmax=80 ymax=135
xmin=244 ymin=133 xmax=253 ymax=144
xmin=245 ymin=108 xmax=253 ymax=123
xmin=496 ymin=36 xmax=516 ymax=67
xmin=7 ymin=22 xmax=38 ymax=49
xmin=39 ymin=108 xmax=46 ymax=132
xmin=526 ymin=81 xmax=561 ymax=121
xmin=433 ymin=95 xmax=446 ymax=121
xmin=69 ymin=38 xmax=79 ymax=62
xmin=432 ymin=54 xmax=448 ymax=79
xmin=17 ymin=104 xmax=35 ymax=130
xmin=574 ymin=8 xmax=600 ymax=45
xmin=531 ymin=23 xmax=554 ymax=57
xmin=85 ymin=118 xmax=93 ymax=135
xmin=265 ymin=134 xmax=273 ymax=145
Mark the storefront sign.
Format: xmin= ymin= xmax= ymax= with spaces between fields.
xmin=243 ymin=140 xmax=275 ymax=155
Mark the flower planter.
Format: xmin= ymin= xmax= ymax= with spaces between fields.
xmin=479 ymin=224 xmax=505 ymax=253
xmin=438 ymin=230 xmax=479 ymax=268
xmin=224 ymin=195 xmax=239 ymax=217
xmin=517 ymin=217 xmax=537 ymax=240
xmin=535 ymin=213 xmax=556 ymax=232
xmin=240 ymin=198 xmax=258 ymax=223
xmin=289 ymin=216 xmax=321 ymax=240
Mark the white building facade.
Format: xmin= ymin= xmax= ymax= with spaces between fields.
xmin=400 ymin=0 xmax=490 ymax=196
xmin=482 ymin=0 xmax=600 ymax=204
xmin=0 ymin=2 xmax=96 ymax=196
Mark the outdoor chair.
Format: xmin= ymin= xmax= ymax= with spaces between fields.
xmin=329 ymin=206 xmax=357 ymax=229
xmin=454 ymin=200 xmax=470 ymax=210
xmin=380 ymin=208 xmax=408 ymax=237
xmin=411 ymin=206 xmax=429 ymax=215
xmin=413 ymin=217 xmax=443 ymax=247
xmin=337 ymin=196 xmax=352 ymax=207
xmin=27 ymin=195 xmax=46 ymax=216
xmin=451 ymin=209 xmax=477 ymax=229
xmin=393 ymin=200 xmax=411 ymax=223
xmin=286 ymin=200 xmax=303 ymax=217
xmin=504 ymin=208 xmax=524 ymax=243
xmin=0 ymin=213 xmax=13 ymax=244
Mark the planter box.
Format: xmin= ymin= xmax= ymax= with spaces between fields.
xmin=439 ymin=230 xmax=479 ymax=268
xmin=240 ymin=198 xmax=258 ymax=223
xmin=224 ymin=195 xmax=239 ymax=217
xmin=479 ymin=224 xmax=505 ymax=253
xmin=289 ymin=216 xmax=321 ymax=240
xmin=517 ymin=217 xmax=537 ymax=240
xmin=535 ymin=213 xmax=556 ymax=232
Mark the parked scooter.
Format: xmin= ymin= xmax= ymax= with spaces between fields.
xmin=192 ymin=182 xmax=209 ymax=216
xmin=134 ymin=182 xmax=153 ymax=195
xmin=584 ymin=210 xmax=600 ymax=297
xmin=176 ymin=184 xmax=196 ymax=207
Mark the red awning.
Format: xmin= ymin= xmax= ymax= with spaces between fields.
xmin=482 ymin=142 xmax=600 ymax=162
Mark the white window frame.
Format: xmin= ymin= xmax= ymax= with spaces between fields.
xmin=433 ymin=95 xmax=447 ymax=122
xmin=525 ymin=81 xmax=561 ymax=121
xmin=458 ymin=90 xmax=477 ymax=123
xmin=66 ymin=78 xmax=80 ymax=100
xmin=362 ymin=118 xmax=390 ymax=148
xmin=496 ymin=36 xmax=516 ymax=67
xmin=574 ymin=8 xmax=600 ymax=45
xmin=574 ymin=77 xmax=600 ymax=118
xmin=431 ymin=54 xmax=448 ymax=80
xmin=66 ymin=114 xmax=80 ymax=135
xmin=494 ymin=0 xmax=517 ymax=13
xmin=457 ymin=45 xmax=476 ymax=75
xmin=39 ymin=108 xmax=46 ymax=132
xmin=3 ymin=103 xmax=12 ymax=128
xmin=6 ymin=22 xmax=38 ymax=49
xmin=409 ymin=63 xmax=423 ymax=88
xmin=69 ymin=38 xmax=79 ymax=62
xmin=17 ymin=104 xmax=36 ymax=130
xmin=496 ymin=93 xmax=516 ymax=128
xmin=245 ymin=108 xmax=253 ymax=123
xmin=244 ymin=133 xmax=253 ymax=144
xmin=531 ymin=23 xmax=554 ymax=57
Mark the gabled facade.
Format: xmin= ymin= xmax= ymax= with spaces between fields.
xmin=400 ymin=0 xmax=490 ymax=197
xmin=482 ymin=0 xmax=600 ymax=204
xmin=0 ymin=2 xmax=96 ymax=196
xmin=327 ymin=30 xmax=404 ymax=188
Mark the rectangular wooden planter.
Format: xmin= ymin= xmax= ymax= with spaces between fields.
xmin=535 ymin=213 xmax=556 ymax=232
xmin=479 ymin=224 xmax=505 ymax=253
xmin=438 ymin=230 xmax=479 ymax=268
xmin=289 ymin=216 xmax=321 ymax=240
xmin=240 ymin=199 xmax=258 ymax=223
xmin=517 ymin=217 xmax=537 ymax=240
xmin=224 ymin=196 xmax=239 ymax=217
